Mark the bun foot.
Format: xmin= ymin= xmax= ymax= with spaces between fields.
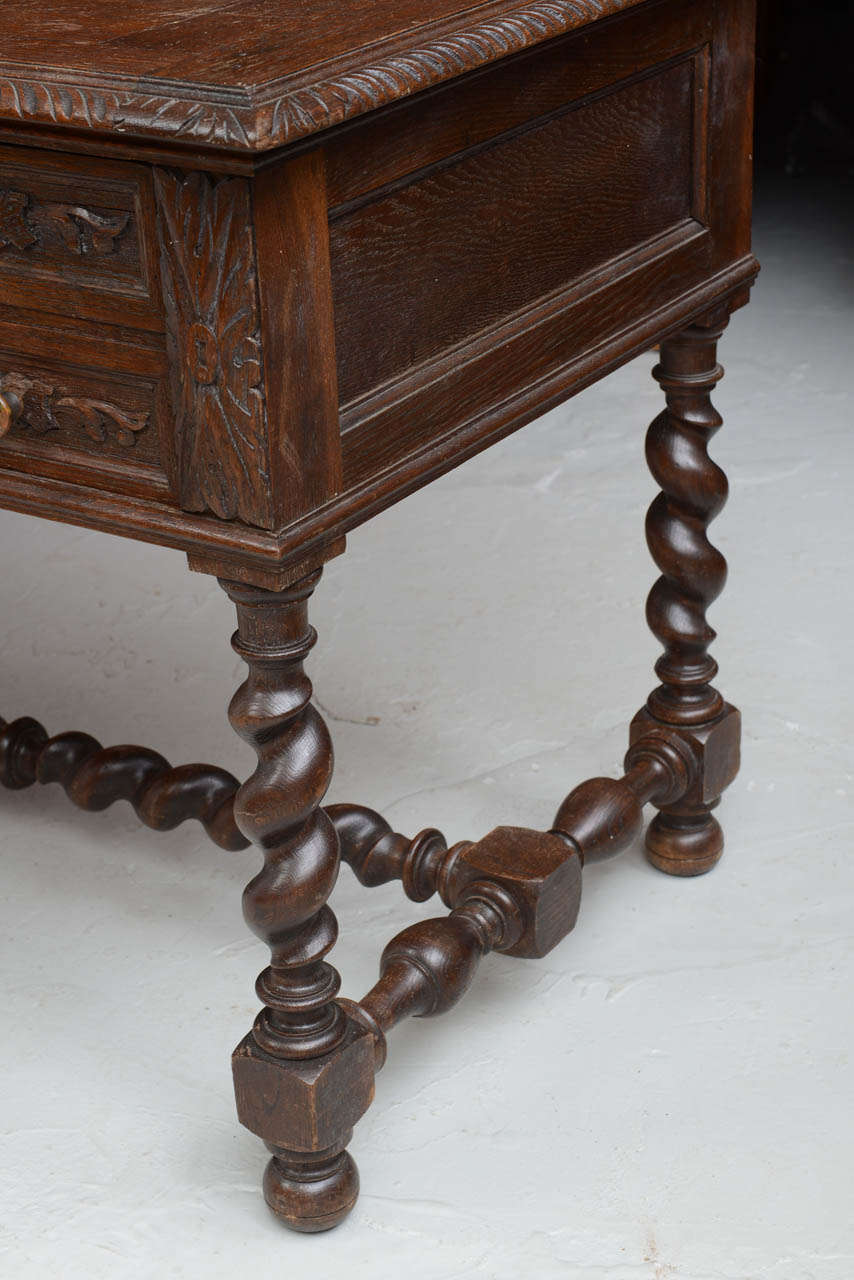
xmin=645 ymin=809 xmax=724 ymax=877
xmin=263 ymin=1145 xmax=360 ymax=1233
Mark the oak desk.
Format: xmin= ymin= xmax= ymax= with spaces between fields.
xmin=0 ymin=0 xmax=758 ymax=1233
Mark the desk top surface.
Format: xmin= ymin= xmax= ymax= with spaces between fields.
xmin=0 ymin=0 xmax=647 ymax=152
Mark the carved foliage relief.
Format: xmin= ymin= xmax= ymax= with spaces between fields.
xmin=0 ymin=3 xmax=646 ymax=150
xmin=0 ymin=370 xmax=149 ymax=448
xmin=0 ymin=186 xmax=130 ymax=259
xmin=153 ymin=169 xmax=271 ymax=525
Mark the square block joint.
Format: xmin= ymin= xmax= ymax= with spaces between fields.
xmin=232 ymin=1009 xmax=376 ymax=1153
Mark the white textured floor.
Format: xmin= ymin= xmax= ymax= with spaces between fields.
xmin=1 ymin=178 xmax=852 ymax=1279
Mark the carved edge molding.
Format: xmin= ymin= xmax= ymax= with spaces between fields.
xmin=153 ymin=168 xmax=272 ymax=526
xmin=262 ymin=0 xmax=647 ymax=146
xmin=0 ymin=1 xmax=646 ymax=151
xmin=0 ymin=371 xmax=149 ymax=447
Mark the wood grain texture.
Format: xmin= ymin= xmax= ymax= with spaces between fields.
xmin=0 ymin=145 xmax=160 ymax=329
xmin=223 ymin=572 xmax=374 ymax=1232
xmin=0 ymin=351 xmax=164 ymax=485
xmin=0 ymin=186 xmax=129 ymax=259
xmin=0 ymin=0 xmax=758 ymax=600
xmin=0 ymin=369 xmax=147 ymax=450
xmin=0 ymin=0 xmax=760 ymax=1235
xmin=0 ymin=712 xmax=248 ymax=850
xmin=331 ymin=57 xmax=695 ymax=403
xmin=634 ymin=311 xmax=742 ymax=875
xmin=0 ymin=1 xmax=651 ymax=152
xmin=324 ymin=0 xmax=708 ymax=210
xmin=338 ymin=252 xmax=755 ymax=499
xmin=253 ymin=151 xmax=342 ymax=530
xmin=154 ymin=167 xmax=271 ymax=525
xmin=0 ymin=257 xmax=756 ymax=588
xmin=342 ymin=722 xmax=697 ymax=1073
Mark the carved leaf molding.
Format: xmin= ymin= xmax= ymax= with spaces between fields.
xmin=0 ymin=186 xmax=130 ymax=257
xmin=153 ymin=168 xmax=271 ymax=525
xmin=0 ymin=2 xmax=645 ymax=150
xmin=0 ymin=371 xmax=149 ymax=447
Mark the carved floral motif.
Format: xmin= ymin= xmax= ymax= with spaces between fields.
xmin=0 ymin=371 xmax=148 ymax=447
xmin=0 ymin=186 xmax=129 ymax=256
xmin=153 ymin=168 xmax=270 ymax=525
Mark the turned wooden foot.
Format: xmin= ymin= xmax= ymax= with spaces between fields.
xmin=636 ymin=309 xmax=740 ymax=876
xmin=263 ymin=1143 xmax=360 ymax=1234
xmin=645 ymin=809 xmax=723 ymax=876
xmin=222 ymin=571 xmax=375 ymax=1232
xmin=632 ymin=703 xmax=740 ymax=876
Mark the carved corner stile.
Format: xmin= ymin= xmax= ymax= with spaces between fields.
xmin=153 ymin=167 xmax=274 ymax=528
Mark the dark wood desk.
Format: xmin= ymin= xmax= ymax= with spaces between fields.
xmin=0 ymin=0 xmax=758 ymax=1233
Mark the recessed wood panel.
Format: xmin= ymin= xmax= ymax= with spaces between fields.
xmin=323 ymin=0 xmax=709 ymax=211
xmin=330 ymin=58 xmax=697 ymax=406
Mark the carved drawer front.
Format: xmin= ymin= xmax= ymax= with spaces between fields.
xmin=0 ymin=349 xmax=168 ymax=497
xmin=0 ymin=145 xmax=160 ymax=330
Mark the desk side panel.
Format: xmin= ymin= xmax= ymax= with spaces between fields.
xmin=328 ymin=0 xmax=756 ymax=499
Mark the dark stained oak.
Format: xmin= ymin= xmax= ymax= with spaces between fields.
xmin=153 ymin=167 xmax=271 ymax=525
xmin=0 ymin=366 xmax=156 ymax=462
xmin=222 ymin=573 xmax=375 ymax=1232
xmin=337 ymin=720 xmax=700 ymax=1070
xmin=0 ymin=0 xmax=757 ymax=588
xmin=0 ymin=0 xmax=758 ymax=1236
xmin=330 ymin=56 xmax=696 ymax=401
xmin=0 ymin=713 xmax=248 ymax=850
xmin=0 ymin=1 xmax=652 ymax=151
xmin=632 ymin=311 xmax=742 ymax=874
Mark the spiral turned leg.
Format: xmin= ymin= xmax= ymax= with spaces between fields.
xmin=221 ymin=572 xmax=375 ymax=1232
xmin=634 ymin=309 xmax=741 ymax=876
xmin=0 ymin=715 xmax=247 ymax=850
